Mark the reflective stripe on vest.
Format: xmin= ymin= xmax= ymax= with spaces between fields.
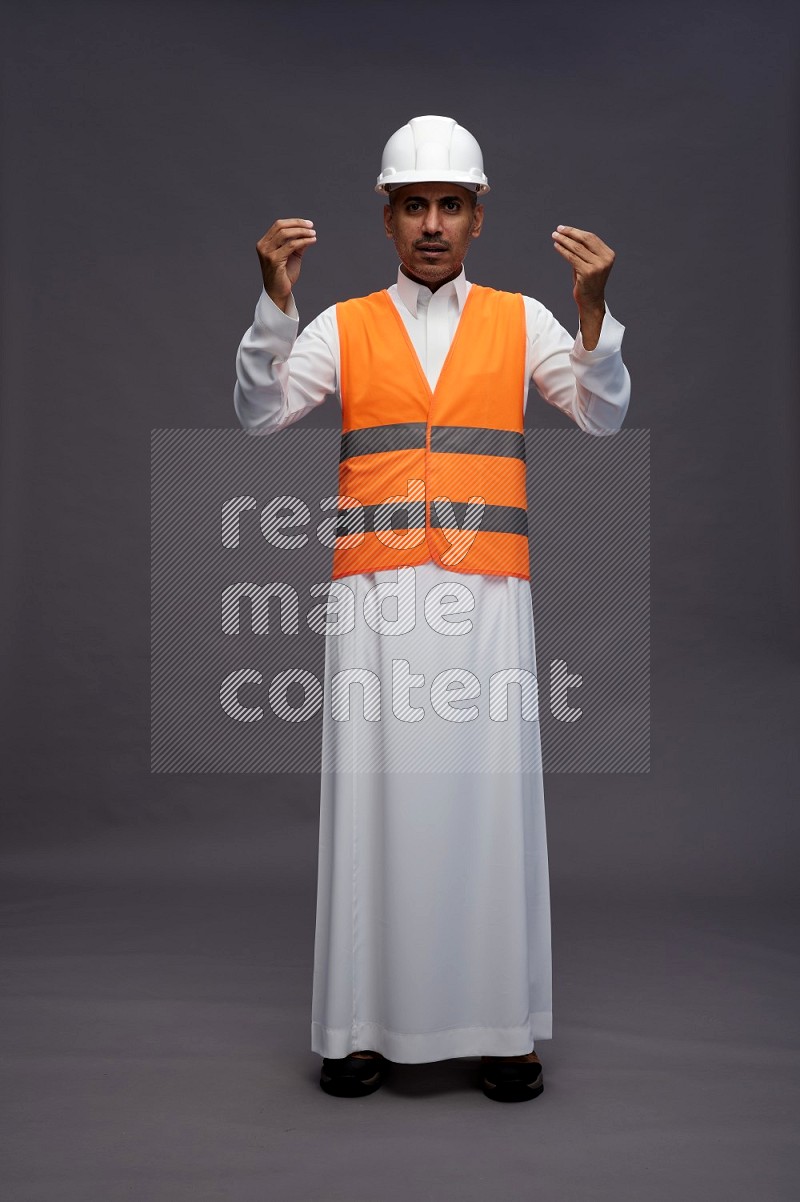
xmin=333 ymin=284 xmax=530 ymax=580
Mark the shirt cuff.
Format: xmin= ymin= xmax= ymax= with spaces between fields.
xmin=254 ymin=287 xmax=299 ymax=334
xmin=571 ymin=303 xmax=625 ymax=360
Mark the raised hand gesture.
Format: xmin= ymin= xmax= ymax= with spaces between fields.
xmin=551 ymin=224 xmax=616 ymax=349
xmin=256 ymin=218 xmax=317 ymax=312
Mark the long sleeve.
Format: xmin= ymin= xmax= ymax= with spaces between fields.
xmin=523 ymin=298 xmax=631 ymax=435
xmin=234 ymin=276 xmax=631 ymax=438
xmin=233 ymin=288 xmax=338 ymax=434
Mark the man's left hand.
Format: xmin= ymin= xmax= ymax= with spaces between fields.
xmin=551 ymin=225 xmax=615 ymax=312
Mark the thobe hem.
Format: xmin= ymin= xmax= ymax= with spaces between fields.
xmin=311 ymin=1013 xmax=552 ymax=1064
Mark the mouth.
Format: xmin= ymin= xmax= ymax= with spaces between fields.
xmin=416 ymin=245 xmax=448 ymax=255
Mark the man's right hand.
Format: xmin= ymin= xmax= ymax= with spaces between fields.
xmin=256 ymin=218 xmax=317 ymax=312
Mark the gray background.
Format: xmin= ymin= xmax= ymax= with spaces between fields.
xmin=1 ymin=0 xmax=798 ymax=1198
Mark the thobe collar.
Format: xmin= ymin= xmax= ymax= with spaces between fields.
xmin=395 ymin=264 xmax=468 ymax=318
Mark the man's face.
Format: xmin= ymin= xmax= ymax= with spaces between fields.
xmin=383 ymin=182 xmax=484 ymax=289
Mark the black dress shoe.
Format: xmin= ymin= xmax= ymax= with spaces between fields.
xmin=320 ymin=1051 xmax=386 ymax=1097
xmin=480 ymin=1052 xmax=544 ymax=1103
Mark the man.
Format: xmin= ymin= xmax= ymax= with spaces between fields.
xmin=234 ymin=115 xmax=630 ymax=1102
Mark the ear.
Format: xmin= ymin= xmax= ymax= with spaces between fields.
xmin=471 ymin=202 xmax=485 ymax=239
xmin=383 ymin=203 xmax=394 ymax=240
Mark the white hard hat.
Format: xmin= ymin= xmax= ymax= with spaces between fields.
xmin=375 ymin=115 xmax=490 ymax=195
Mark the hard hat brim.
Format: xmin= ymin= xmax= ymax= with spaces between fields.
xmin=375 ymin=169 xmax=490 ymax=195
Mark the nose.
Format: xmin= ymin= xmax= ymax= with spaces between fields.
xmin=421 ymin=204 xmax=443 ymax=236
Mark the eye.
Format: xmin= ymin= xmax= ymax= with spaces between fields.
xmin=444 ymin=200 xmax=461 ymax=211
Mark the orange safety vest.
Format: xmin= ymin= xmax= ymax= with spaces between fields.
xmin=332 ymin=283 xmax=530 ymax=581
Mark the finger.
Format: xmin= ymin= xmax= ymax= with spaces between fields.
xmin=551 ymin=233 xmax=594 ymax=267
xmin=552 ymin=227 xmax=594 ymax=255
xmin=556 ymin=232 xmax=614 ymax=274
xmin=260 ymin=230 xmax=317 ymax=257
xmin=554 ymin=225 xmax=609 ymax=253
xmin=260 ymin=226 xmax=316 ymax=245
xmin=551 ymin=243 xmax=603 ymax=284
xmin=277 ymin=233 xmax=318 ymax=255
xmin=258 ymin=219 xmax=316 ymax=246
xmin=280 ymin=229 xmax=317 ymax=242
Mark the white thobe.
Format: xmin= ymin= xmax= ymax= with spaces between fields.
xmin=234 ymin=266 xmax=630 ymax=1062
